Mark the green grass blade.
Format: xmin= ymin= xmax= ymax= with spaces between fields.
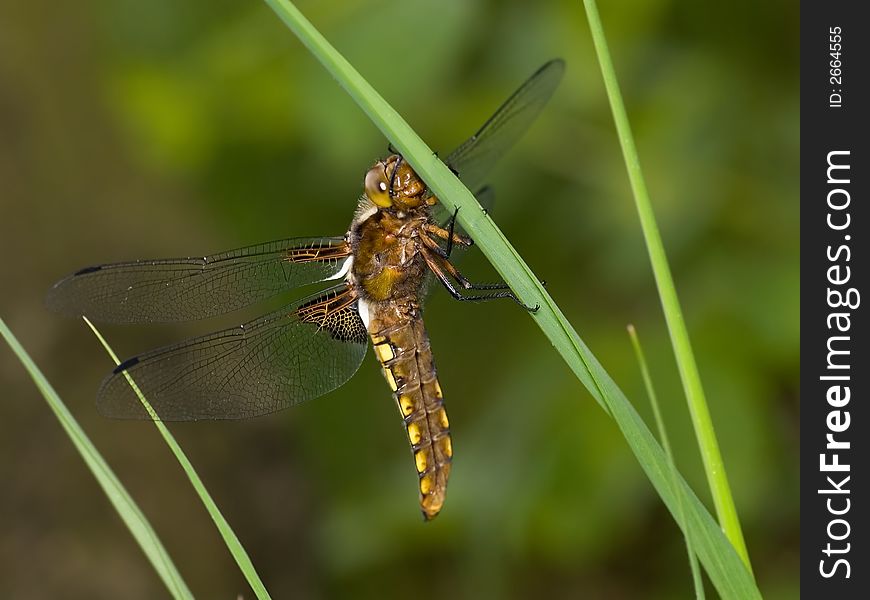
xmin=0 ymin=317 xmax=193 ymax=600
xmin=628 ymin=325 xmax=705 ymax=599
xmin=581 ymin=0 xmax=752 ymax=572
xmin=260 ymin=2 xmax=760 ymax=597
xmin=81 ymin=318 xmax=272 ymax=600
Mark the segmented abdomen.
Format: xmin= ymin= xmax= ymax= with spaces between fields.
xmin=368 ymin=312 xmax=452 ymax=520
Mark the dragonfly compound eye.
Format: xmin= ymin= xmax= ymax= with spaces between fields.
xmin=364 ymin=166 xmax=392 ymax=208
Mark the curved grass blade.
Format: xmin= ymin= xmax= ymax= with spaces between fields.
xmin=0 ymin=317 xmax=193 ymax=600
xmin=82 ymin=317 xmax=272 ymax=600
xmin=628 ymin=325 xmax=704 ymax=599
xmin=260 ymin=2 xmax=761 ymax=597
xmin=582 ymin=0 xmax=752 ymax=572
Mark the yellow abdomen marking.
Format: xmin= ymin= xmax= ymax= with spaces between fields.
xmin=383 ymin=367 xmax=398 ymax=392
xmin=373 ymin=342 xmax=395 ymax=363
xmin=437 ymin=407 xmax=449 ymax=429
xmin=407 ymin=422 xmax=422 ymax=446
xmin=437 ymin=436 xmax=453 ymax=459
xmin=419 ymin=471 xmax=435 ymax=495
xmin=415 ymin=448 xmax=429 ymax=473
xmin=399 ymin=395 xmax=415 ymax=416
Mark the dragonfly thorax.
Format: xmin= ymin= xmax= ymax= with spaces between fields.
xmin=349 ymin=201 xmax=430 ymax=304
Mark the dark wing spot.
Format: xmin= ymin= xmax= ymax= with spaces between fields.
xmin=113 ymin=356 xmax=141 ymax=374
xmin=74 ymin=265 xmax=103 ymax=276
xmin=321 ymin=306 xmax=369 ymax=344
xmin=294 ymin=288 xmax=368 ymax=345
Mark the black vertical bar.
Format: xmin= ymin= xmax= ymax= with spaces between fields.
xmin=802 ymin=2 xmax=869 ymax=596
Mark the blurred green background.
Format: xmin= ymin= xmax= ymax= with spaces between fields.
xmin=1 ymin=0 xmax=798 ymax=598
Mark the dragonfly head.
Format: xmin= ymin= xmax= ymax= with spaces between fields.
xmin=364 ymin=155 xmax=428 ymax=210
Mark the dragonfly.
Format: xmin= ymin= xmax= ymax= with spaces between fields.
xmin=47 ymin=59 xmax=564 ymax=520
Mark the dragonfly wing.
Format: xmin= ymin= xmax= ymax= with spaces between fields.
xmin=97 ymin=285 xmax=368 ymax=420
xmin=46 ymin=237 xmax=351 ymax=323
xmin=444 ymin=60 xmax=564 ymax=194
xmin=429 ymin=186 xmax=495 ymax=236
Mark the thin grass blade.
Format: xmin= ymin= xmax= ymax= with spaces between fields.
xmin=83 ymin=317 xmax=272 ymax=600
xmin=0 ymin=317 xmax=193 ymax=600
xmin=629 ymin=325 xmax=705 ymax=599
xmin=581 ymin=0 xmax=752 ymax=572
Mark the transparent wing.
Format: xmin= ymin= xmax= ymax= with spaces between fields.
xmin=444 ymin=60 xmax=564 ymax=194
xmin=97 ymin=285 xmax=368 ymax=421
xmin=46 ymin=237 xmax=351 ymax=323
xmin=430 ymin=186 xmax=495 ymax=238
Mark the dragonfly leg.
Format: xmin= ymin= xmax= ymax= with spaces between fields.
xmin=420 ymin=231 xmax=449 ymax=259
xmin=440 ymin=258 xmax=513 ymax=291
xmin=420 ymin=248 xmax=538 ymax=312
xmin=444 ymin=206 xmax=460 ymax=257
xmin=388 ymin=154 xmax=404 ymax=198
xmin=441 ymin=253 xmax=548 ymax=291
xmin=423 ymin=219 xmax=472 ymax=259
